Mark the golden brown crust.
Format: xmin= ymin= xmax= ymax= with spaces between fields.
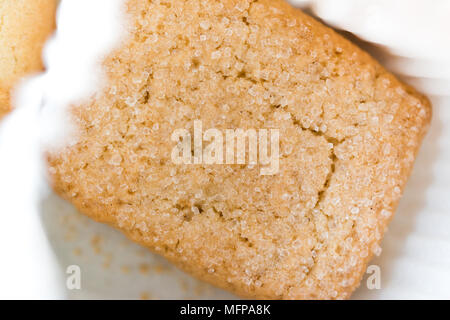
xmin=48 ymin=0 xmax=431 ymax=299
xmin=0 ymin=0 xmax=57 ymax=118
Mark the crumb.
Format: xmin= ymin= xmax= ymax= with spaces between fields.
xmin=139 ymin=263 xmax=150 ymax=275
xmin=73 ymin=248 xmax=82 ymax=257
xmin=90 ymin=235 xmax=103 ymax=254
xmin=121 ymin=265 xmax=131 ymax=274
xmin=140 ymin=292 xmax=151 ymax=300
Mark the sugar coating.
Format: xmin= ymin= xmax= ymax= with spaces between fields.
xmin=0 ymin=0 xmax=57 ymax=118
xmin=48 ymin=0 xmax=431 ymax=299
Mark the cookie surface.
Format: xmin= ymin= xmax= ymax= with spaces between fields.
xmin=48 ymin=0 xmax=431 ymax=299
xmin=0 ymin=0 xmax=57 ymax=118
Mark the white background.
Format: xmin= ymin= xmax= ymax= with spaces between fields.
xmin=1 ymin=0 xmax=449 ymax=299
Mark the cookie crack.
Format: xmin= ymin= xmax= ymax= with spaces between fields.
xmin=281 ymin=110 xmax=343 ymax=282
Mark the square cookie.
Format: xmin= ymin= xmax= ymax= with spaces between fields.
xmin=48 ymin=0 xmax=431 ymax=299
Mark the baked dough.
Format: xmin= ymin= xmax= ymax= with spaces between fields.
xmin=48 ymin=0 xmax=431 ymax=299
xmin=0 ymin=0 xmax=57 ymax=118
